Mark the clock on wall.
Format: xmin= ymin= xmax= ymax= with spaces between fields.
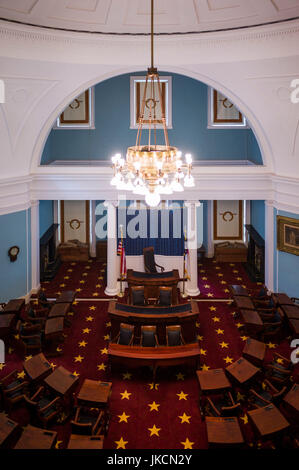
xmin=8 ymin=245 xmax=20 ymax=262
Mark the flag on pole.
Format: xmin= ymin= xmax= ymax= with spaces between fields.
xmin=118 ymin=228 xmax=126 ymax=278
xmin=184 ymin=229 xmax=191 ymax=281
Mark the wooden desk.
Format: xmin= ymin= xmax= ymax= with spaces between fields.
xmin=126 ymin=269 xmax=180 ymax=305
xmin=225 ymin=357 xmax=260 ymax=386
xmin=205 ymin=417 xmax=244 ymax=446
xmin=234 ymin=296 xmax=255 ymax=310
xmin=0 ymin=314 xmax=16 ymax=339
xmin=229 ymin=285 xmax=249 ymax=296
xmin=48 ymin=302 xmax=71 ymax=319
xmin=248 ymin=404 xmax=289 ymax=438
xmin=240 ymin=310 xmax=263 ymax=338
xmin=196 ymin=368 xmax=231 ymax=394
xmin=108 ymin=300 xmax=199 ymax=344
xmin=281 ymin=304 xmax=299 ymax=320
xmin=0 ymin=413 xmax=19 ymax=448
xmin=242 ymin=338 xmax=266 ymax=367
xmin=108 ymin=343 xmax=201 ymax=382
xmin=272 ymin=293 xmax=294 ymax=306
xmin=23 ymin=352 xmax=52 ymax=383
xmin=14 ymin=425 xmax=57 ymax=449
xmin=44 ymin=317 xmax=64 ymax=356
xmin=2 ymin=299 xmax=25 ymax=314
xmin=283 ymin=384 xmax=299 ymax=414
xmin=67 ymin=434 xmax=104 ymax=450
xmin=56 ymin=291 xmax=76 ymax=304
xmin=44 ymin=366 xmax=79 ymax=397
xmin=288 ymin=319 xmax=299 ymax=337
xmin=77 ymin=379 xmax=112 ymax=408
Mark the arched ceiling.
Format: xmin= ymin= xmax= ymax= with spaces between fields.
xmin=0 ymin=0 xmax=299 ymax=34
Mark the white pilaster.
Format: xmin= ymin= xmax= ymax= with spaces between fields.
xmin=185 ymin=201 xmax=200 ymax=297
xmin=90 ymin=200 xmax=96 ymax=258
xmin=53 ymin=200 xmax=59 ymax=247
xmin=265 ymin=200 xmax=274 ymax=292
xmin=207 ymin=200 xmax=214 ymax=258
xmin=31 ymin=200 xmax=40 ymax=294
xmin=104 ymin=200 xmax=119 ymax=296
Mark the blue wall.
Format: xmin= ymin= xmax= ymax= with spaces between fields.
xmin=0 ymin=209 xmax=31 ymax=302
xmin=41 ymin=72 xmax=262 ymax=165
xmin=250 ymin=200 xmax=265 ymax=239
xmin=275 ymin=210 xmax=299 ymax=298
xmin=39 ymin=200 xmax=54 ymax=237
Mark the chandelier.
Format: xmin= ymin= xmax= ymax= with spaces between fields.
xmin=110 ymin=0 xmax=194 ymax=207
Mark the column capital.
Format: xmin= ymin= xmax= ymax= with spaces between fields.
xmin=104 ymin=200 xmax=119 ymax=208
xmin=265 ymin=200 xmax=275 ymax=208
xmin=184 ymin=200 xmax=201 ymax=209
xmin=30 ymin=200 xmax=40 ymax=208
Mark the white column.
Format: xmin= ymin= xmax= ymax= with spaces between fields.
xmin=185 ymin=201 xmax=200 ymax=296
xmin=31 ymin=200 xmax=40 ymax=294
xmin=207 ymin=200 xmax=214 ymax=258
xmin=104 ymin=200 xmax=119 ymax=296
xmin=265 ymin=200 xmax=274 ymax=292
xmin=53 ymin=200 xmax=59 ymax=247
xmin=90 ymin=200 xmax=96 ymax=258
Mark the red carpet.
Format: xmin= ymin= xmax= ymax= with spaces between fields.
xmin=1 ymin=259 xmax=298 ymax=449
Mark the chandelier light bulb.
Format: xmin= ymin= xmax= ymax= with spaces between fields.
xmin=171 ymin=179 xmax=184 ymax=192
xmin=185 ymin=153 xmax=192 ymax=164
xmin=184 ymin=174 xmax=195 ymax=188
xmin=110 ymin=173 xmax=121 ymax=186
xmin=145 ymin=190 xmax=161 ymax=207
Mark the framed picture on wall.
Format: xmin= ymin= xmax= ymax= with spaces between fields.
xmin=207 ymin=87 xmax=248 ymax=129
xmin=213 ymin=200 xmax=243 ymax=240
xmin=54 ymin=87 xmax=95 ymax=129
xmin=130 ymin=76 xmax=172 ymax=129
xmin=277 ymin=215 xmax=299 ymax=256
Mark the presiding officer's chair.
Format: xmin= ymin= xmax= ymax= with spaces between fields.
xmin=143 ymin=247 xmax=164 ymax=274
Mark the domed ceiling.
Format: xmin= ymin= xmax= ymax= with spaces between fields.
xmin=0 ymin=0 xmax=299 ymax=34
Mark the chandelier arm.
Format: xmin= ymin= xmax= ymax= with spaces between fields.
xmin=136 ymin=74 xmax=149 ymax=148
xmin=156 ymin=74 xmax=170 ymax=149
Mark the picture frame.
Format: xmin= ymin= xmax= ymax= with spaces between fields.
xmin=54 ymin=87 xmax=95 ymax=129
xmin=130 ymin=76 xmax=172 ymax=129
xmin=277 ymin=215 xmax=299 ymax=256
xmin=213 ymin=200 xmax=243 ymax=240
xmin=207 ymin=87 xmax=248 ymax=129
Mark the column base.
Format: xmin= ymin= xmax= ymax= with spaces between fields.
xmin=104 ymin=286 xmax=119 ymax=296
xmin=186 ymin=287 xmax=200 ymax=297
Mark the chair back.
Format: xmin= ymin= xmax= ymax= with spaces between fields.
xmin=143 ymin=247 xmax=157 ymax=273
xmin=118 ymin=323 xmax=134 ymax=345
xmin=158 ymin=287 xmax=172 ymax=306
xmin=131 ymin=286 xmax=145 ymax=306
xmin=166 ymin=325 xmax=182 ymax=346
xmin=141 ymin=326 xmax=157 ymax=347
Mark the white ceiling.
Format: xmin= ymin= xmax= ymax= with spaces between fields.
xmin=0 ymin=0 xmax=299 ymax=34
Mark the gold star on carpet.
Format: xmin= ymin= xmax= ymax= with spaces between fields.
xmin=207 ymin=293 xmax=214 ymax=297
xmin=82 ymin=328 xmax=91 ymax=334
xmin=217 ymin=273 xmax=223 ymax=277
xmin=220 ymin=280 xmax=227 ymax=285
xmin=118 ymin=412 xmax=130 ymax=423
xmin=209 ymin=306 xmax=216 ymax=311
xmin=0 ymin=364 xmax=5 ymax=370
xmin=233 ymin=269 xmax=238 ymax=273
xmin=115 ymin=437 xmax=128 ymax=449
xmin=59 ymin=283 xmax=66 ymax=288
xmin=219 ymin=341 xmax=229 ymax=349
xmin=216 ymin=328 xmax=224 ymax=335
xmin=276 ymin=358 xmax=284 ymax=364
xmin=122 ymin=372 xmax=132 ymax=380
xmin=120 ymin=390 xmax=131 ymax=400
xmin=64 ymin=276 xmax=70 ymax=280
xmin=96 ymin=284 xmax=101 ymax=288
xmin=201 ymin=364 xmax=210 ymax=371
xmin=103 ymin=334 xmax=110 ymax=340
xmin=79 ymin=280 xmax=85 ymax=284
xmin=73 ymin=301 xmax=78 ymax=305
xmin=56 ymin=346 xmax=62 ymax=353
xmin=79 ymin=340 xmax=87 ymax=347
xmin=98 ymin=276 xmax=104 ymax=280
xmin=181 ymin=438 xmax=194 ymax=449
xmin=50 ymin=363 xmax=57 ymax=369
xmin=240 ymin=414 xmax=248 ymax=424
xmin=176 ymin=372 xmax=185 ymax=381
xmin=68 ymin=311 xmax=74 ymax=316
xmin=178 ymin=413 xmax=191 ymax=424
xmin=212 ymin=316 xmax=220 ymax=322
xmin=197 ymin=335 xmax=203 ymax=341
xmin=177 ymin=391 xmax=188 ymax=400
xmin=89 ymin=305 xmax=96 ymax=311
xmin=204 ymin=284 xmax=210 ymax=289
xmin=202 ymin=276 xmax=208 ymax=280
xmin=74 ymin=355 xmax=84 ymax=363
xmin=25 ymin=355 xmax=32 ymax=361
xmin=92 ymin=292 xmax=99 ymax=296
xmin=72 ymin=371 xmax=80 ymax=377
xmin=8 ymin=347 xmax=14 ymax=354
xmin=267 ymin=342 xmax=277 ymax=349
xmin=85 ymin=316 xmax=93 ymax=322
xmin=148 ymin=382 xmax=159 ymax=390
xmin=67 ymin=269 xmax=73 ymax=272
xmin=224 ymin=356 xmax=233 ymax=364
xmin=55 ymin=292 xmax=61 ymax=296
xmin=100 ymin=347 xmax=108 ymax=355
xmin=196 ymin=322 xmax=200 ymax=328
xmin=231 ymin=311 xmax=237 ymax=317
xmin=236 ymin=277 xmax=242 ymax=281
xmin=200 ymin=348 xmax=207 ymax=355
xmin=148 ymin=401 xmax=160 ymax=412
xmin=97 ymin=363 xmax=106 ymax=371
xmin=76 ymin=288 xmax=82 ymax=292
xmin=215 ymin=266 xmax=221 ymax=270
xmin=106 ymin=322 xmax=111 ymax=327
xmin=82 ymin=273 xmax=88 ymax=277
xmin=240 ymin=336 xmax=248 ymax=341
xmin=200 ymin=269 xmax=205 ymax=273
xmin=237 ymin=392 xmax=245 ymax=401
xmin=55 ymin=441 xmax=63 ymax=449
xmin=223 ymin=288 xmax=230 ymax=293
xmin=236 ymin=322 xmax=244 ymax=328
xmin=148 ymin=424 xmax=161 ymax=437
xmin=17 ymin=371 xmax=25 ymax=379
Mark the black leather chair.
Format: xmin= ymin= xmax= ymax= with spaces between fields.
xmin=114 ymin=323 xmax=134 ymax=346
xmin=157 ymin=287 xmax=172 ymax=306
xmin=248 ymin=379 xmax=287 ymax=409
xmin=166 ymin=325 xmax=184 ymax=346
xmin=143 ymin=247 xmax=164 ymax=273
xmin=0 ymin=370 xmax=29 ymax=411
xmin=204 ymin=392 xmax=241 ymax=418
xmin=140 ymin=326 xmax=158 ymax=347
xmin=71 ymin=407 xmax=107 ymax=436
xmin=37 ymin=291 xmax=52 ymax=309
xmin=131 ymin=286 xmax=146 ymax=306
xmin=265 ymin=353 xmax=293 ymax=385
xmin=24 ymin=385 xmax=63 ymax=427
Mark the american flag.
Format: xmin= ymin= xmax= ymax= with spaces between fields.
xmin=184 ymin=231 xmax=190 ymax=281
xmin=117 ymin=236 xmax=126 ymax=277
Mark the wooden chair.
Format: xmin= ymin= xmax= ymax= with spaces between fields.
xmin=113 ymin=323 xmax=134 ymax=346
xmin=131 ymin=286 xmax=147 ymax=306
xmin=37 ymin=290 xmax=52 ymax=310
xmin=71 ymin=407 xmax=107 ymax=436
xmin=166 ymin=325 xmax=185 ymax=346
xmin=248 ymin=379 xmax=287 ymax=409
xmin=258 ymin=307 xmax=281 ymax=323
xmin=204 ymin=392 xmax=241 ymax=418
xmin=140 ymin=326 xmax=159 ymax=347
xmin=265 ymin=353 xmax=293 ymax=385
xmin=0 ymin=370 xmax=29 ymax=411
xmin=143 ymin=246 xmax=164 ymax=274
xmin=24 ymin=385 xmax=63 ymax=427
xmin=15 ymin=320 xmax=43 ymax=355
xmin=157 ymin=287 xmax=172 ymax=306
xmin=260 ymin=309 xmax=283 ymax=342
